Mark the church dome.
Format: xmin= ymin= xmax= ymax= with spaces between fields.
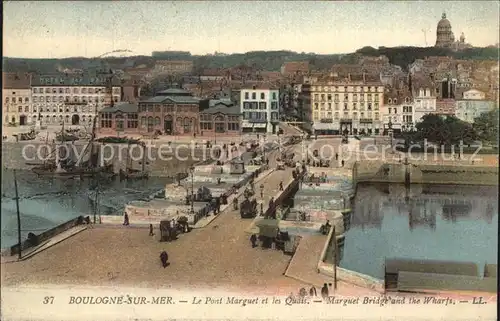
xmin=437 ymin=13 xmax=452 ymax=29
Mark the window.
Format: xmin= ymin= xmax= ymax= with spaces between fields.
xmin=272 ymin=92 xmax=277 ymax=100
xmin=271 ymin=112 xmax=279 ymax=121
xmin=115 ymin=114 xmax=124 ymax=130
xmin=271 ymin=102 xmax=278 ymax=110
xmin=344 ymin=103 xmax=348 ymax=110
xmin=100 ymin=113 xmax=112 ymax=128
xmin=244 ymin=92 xmax=249 ymax=99
xmin=260 ymin=93 xmax=265 ymax=99
xmin=5 ymin=97 xmax=9 ymax=103
xmin=388 ymin=98 xmax=392 ymax=104
xmin=73 ymin=88 xmax=79 ymax=94
xmin=243 ymin=102 xmax=251 ymax=109
xmin=259 ymin=102 xmax=267 ymax=110
xmin=47 ymin=97 xmax=51 ymax=102
xmin=25 ymin=97 xmax=29 ymax=103
xmin=228 ymin=121 xmax=239 ymax=131
xmin=251 ymin=92 xmax=256 ymax=99
xmin=18 ymin=106 xmax=22 ymax=112
xmin=353 ymin=103 xmax=357 ymax=110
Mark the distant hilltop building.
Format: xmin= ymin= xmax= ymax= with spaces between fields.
xmin=435 ymin=12 xmax=472 ymax=51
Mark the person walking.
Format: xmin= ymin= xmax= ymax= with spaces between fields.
xmin=341 ymin=159 xmax=345 ymax=167
xmin=160 ymin=251 xmax=169 ymax=268
xmin=123 ymin=213 xmax=130 ymax=226
xmin=250 ymin=234 xmax=257 ymax=248
xmin=321 ymin=283 xmax=329 ymax=298
xmin=279 ymin=181 xmax=284 ymax=191
xmin=149 ymin=224 xmax=154 ymax=236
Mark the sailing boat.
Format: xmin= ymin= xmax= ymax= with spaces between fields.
xmin=119 ymin=141 xmax=149 ymax=180
xmin=25 ymin=131 xmax=56 ymax=168
xmin=32 ymin=101 xmax=114 ymax=178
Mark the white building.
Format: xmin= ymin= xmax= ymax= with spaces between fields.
xmin=240 ymin=87 xmax=280 ymax=134
xmin=462 ymin=89 xmax=486 ymax=100
xmin=31 ymin=74 xmax=122 ymax=127
xmin=455 ymin=99 xmax=495 ymax=123
xmin=413 ymin=86 xmax=437 ymax=124
xmin=382 ymin=89 xmax=414 ymax=132
xmin=2 ymin=73 xmax=32 ymax=126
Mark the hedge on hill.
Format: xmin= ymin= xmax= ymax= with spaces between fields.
xmin=473 ymin=109 xmax=499 ymax=145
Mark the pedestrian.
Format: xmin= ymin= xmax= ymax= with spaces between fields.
xmin=215 ymin=197 xmax=221 ymax=214
xmin=335 ymin=153 xmax=338 ymax=161
xmin=279 ymin=181 xmax=284 ymax=191
xmin=309 ymin=286 xmax=317 ymax=297
xmin=160 ymin=251 xmax=169 ymax=268
xmin=321 ymin=283 xmax=329 ymax=298
xmin=341 ymin=159 xmax=345 ymax=167
xmin=149 ymin=224 xmax=154 ymax=236
xmin=123 ymin=212 xmax=130 ymax=226
xmin=250 ymin=234 xmax=257 ymax=248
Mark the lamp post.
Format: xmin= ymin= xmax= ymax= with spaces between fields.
xmin=189 ymin=165 xmax=195 ymax=213
xmin=260 ymin=184 xmax=264 ymax=199
xmin=388 ymin=121 xmax=393 ymax=151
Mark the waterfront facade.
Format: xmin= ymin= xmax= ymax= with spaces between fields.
xmin=138 ymin=88 xmax=200 ymax=135
xmin=2 ymin=73 xmax=32 ymax=126
xmin=240 ymin=87 xmax=280 ymax=134
xmin=31 ymin=74 xmax=122 ymax=127
xmin=306 ymin=80 xmax=385 ymax=135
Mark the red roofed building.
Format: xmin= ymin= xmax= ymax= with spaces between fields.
xmin=281 ymin=61 xmax=309 ymax=77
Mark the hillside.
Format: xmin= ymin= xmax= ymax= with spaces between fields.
xmin=2 ymin=46 xmax=498 ymax=74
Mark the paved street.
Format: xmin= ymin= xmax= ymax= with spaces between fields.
xmin=1 ymin=149 xmax=308 ymax=295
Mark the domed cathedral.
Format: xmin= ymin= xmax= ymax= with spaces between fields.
xmin=434 ymin=13 xmax=472 ymax=51
xmin=435 ymin=13 xmax=455 ymax=48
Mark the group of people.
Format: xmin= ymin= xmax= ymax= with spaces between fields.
xmin=296 ymin=283 xmax=331 ymax=298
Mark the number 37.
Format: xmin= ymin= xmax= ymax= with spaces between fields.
xmin=43 ymin=296 xmax=54 ymax=304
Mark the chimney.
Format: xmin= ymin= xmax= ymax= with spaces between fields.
xmin=348 ymin=73 xmax=351 ymax=82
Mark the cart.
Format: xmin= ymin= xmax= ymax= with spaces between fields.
xmin=240 ymin=198 xmax=258 ymax=218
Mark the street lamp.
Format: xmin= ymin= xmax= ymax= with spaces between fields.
xmin=260 ymin=184 xmax=264 ymax=199
xmin=189 ymin=165 xmax=195 ymax=213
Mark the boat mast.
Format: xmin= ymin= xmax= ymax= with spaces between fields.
xmin=13 ymin=170 xmax=22 ymax=260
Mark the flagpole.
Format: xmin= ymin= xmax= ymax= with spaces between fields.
xmin=13 ymin=169 xmax=22 ymax=260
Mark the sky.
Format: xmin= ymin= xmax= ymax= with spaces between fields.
xmin=3 ymin=1 xmax=500 ymax=58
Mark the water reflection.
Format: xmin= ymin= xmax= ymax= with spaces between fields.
xmin=1 ymin=168 xmax=173 ymax=248
xmin=339 ymin=183 xmax=498 ymax=279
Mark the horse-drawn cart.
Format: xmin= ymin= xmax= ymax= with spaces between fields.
xmin=240 ymin=198 xmax=258 ymax=218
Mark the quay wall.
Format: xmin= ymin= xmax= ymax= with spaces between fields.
xmin=353 ymin=161 xmax=498 ymax=186
xmin=3 ymin=216 xmax=87 ymax=256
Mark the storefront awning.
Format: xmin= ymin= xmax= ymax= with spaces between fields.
xmin=313 ymin=123 xmax=335 ymax=130
xmin=242 ymin=123 xmax=253 ymax=128
xmin=252 ymin=123 xmax=267 ymax=128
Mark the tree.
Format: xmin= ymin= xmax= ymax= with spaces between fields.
xmin=415 ymin=114 xmax=477 ymax=146
xmin=473 ymin=109 xmax=499 ymax=145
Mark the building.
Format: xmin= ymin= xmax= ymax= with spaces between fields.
xmin=305 ymin=77 xmax=385 ymax=135
xmin=435 ymin=13 xmax=472 ymax=51
xmin=281 ymin=62 xmax=309 ymax=77
xmin=97 ymin=102 xmax=139 ymax=136
xmin=31 ymin=73 xmax=122 ymax=127
xmin=455 ymin=99 xmax=495 ymax=123
xmin=434 ymin=99 xmax=456 ymax=116
xmin=152 ymin=60 xmax=194 ymax=75
xmin=462 ymin=89 xmax=486 ymax=100
xmin=412 ymin=81 xmax=437 ymax=124
xmin=199 ymin=101 xmax=241 ymax=139
xmin=2 ymin=73 xmax=32 ymax=126
xmin=137 ymin=88 xmax=200 ymax=135
xmin=239 ymin=86 xmax=280 ymax=134
xmin=382 ymin=89 xmax=414 ymax=133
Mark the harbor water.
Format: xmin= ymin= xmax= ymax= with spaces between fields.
xmin=1 ymin=168 xmax=173 ymax=249
xmin=337 ymin=183 xmax=498 ymax=279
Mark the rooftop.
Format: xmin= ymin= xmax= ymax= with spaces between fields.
xmin=140 ymin=95 xmax=201 ymax=104
xmin=156 ymin=88 xmax=192 ymax=96
xmin=202 ymin=104 xmax=241 ymax=115
xmin=99 ymin=102 xmax=138 ymax=113
xmin=31 ymin=73 xmax=122 ymax=87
